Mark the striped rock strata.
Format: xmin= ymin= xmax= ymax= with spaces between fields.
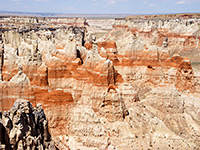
xmin=0 ymin=17 xmax=200 ymax=149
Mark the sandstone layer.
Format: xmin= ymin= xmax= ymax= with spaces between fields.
xmin=0 ymin=15 xmax=200 ymax=150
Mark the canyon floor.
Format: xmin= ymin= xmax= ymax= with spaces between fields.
xmin=0 ymin=13 xmax=200 ymax=150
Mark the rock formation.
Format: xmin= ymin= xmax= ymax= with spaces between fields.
xmin=0 ymin=43 xmax=4 ymax=81
xmin=0 ymin=99 xmax=54 ymax=150
xmin=0 ymin=15 xmax=200 ymax=149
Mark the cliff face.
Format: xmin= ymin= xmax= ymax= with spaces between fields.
xmin=109 ymin=19 xmax=200 ymax=62
xmin=1 ymin=16 xmax=200 ymax=149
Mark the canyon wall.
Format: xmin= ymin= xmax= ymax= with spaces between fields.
xmin=0 ymin=16 xmax=200 ymax=149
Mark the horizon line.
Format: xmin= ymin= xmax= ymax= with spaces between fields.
xmin=1 ymin=10 xmax=200 ymax=16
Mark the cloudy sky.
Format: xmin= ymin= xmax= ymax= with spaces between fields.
xmin=0 ymin=0 xmax=200 ymax=14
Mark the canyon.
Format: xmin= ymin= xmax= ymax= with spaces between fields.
xmin=0 ymin=14 xmax=200 ymax=149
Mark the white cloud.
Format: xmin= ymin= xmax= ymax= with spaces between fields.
xmin=107 ymin=0 xmax=128 ymax=5
xmin=176 ymin=0 xmax=200 ymax=4
xmin=34 ymin=0 xmax=50 ymax=1
xmin=175 ymin=0 xmax=187 ymax=4
xmin=149 ymin=3 xmax=156 ymax=6
xmin=11 ymin=0 xmax=23 ymax=1
xmin=109 ymin=0 xmax=116 ymax=4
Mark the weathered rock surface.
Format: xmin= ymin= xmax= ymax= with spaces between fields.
xmin=108 ymin=18 xmax=200 ymax=62
xmin=0 ymin=99 xmax=54 ymax=150
xmin=1 ymin=15 xmax=200 ymax=149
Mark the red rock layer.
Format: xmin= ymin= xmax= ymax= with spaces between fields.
xmin=34 ymin=88 xmax=74 ymax=136
xmin=0 ymin=81 xmax=34 ymax=111
xmin=2 ymin=62 xmax=48 ymax=87
xmin=112 ymin=24 xmax=200 ymax=55
xmin=1 ymin=22 xmax=200 ymax=149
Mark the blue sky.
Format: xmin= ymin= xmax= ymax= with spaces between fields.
xmin=0 ymin=0 xmax=200 ymax=14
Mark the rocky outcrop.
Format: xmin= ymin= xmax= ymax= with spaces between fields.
xmin=0 ymin=99 xmax=54 ymax=150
